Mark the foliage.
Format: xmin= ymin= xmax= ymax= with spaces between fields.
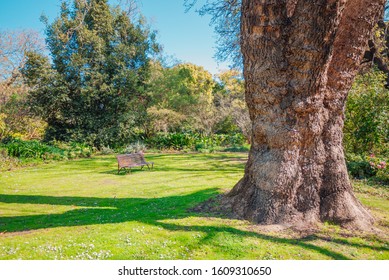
xmin=214 ymin=70 xmax=250 ymax=140
xmin=100 ymin=145 xmax=115 ymax=155
xmin=344 ymin=69 xmax=389 ymax=184
xmin=223 ymin=144 xmax=250 ymax=152
xmin=146 ymin=132 xmax=198 ymax=150
xmin=22 ymin=0 xmax=159 ymax=147
xmin=146 ymin=106 xmax=185 ymax=133
xmin=146 ymin=67 xmax=249 ymax=141
xmin=52 ymin=141 xmax=94 ymax=159
xmin=0 ymin=148 xmax=21 ymax=171
xmin=0 ymin=138 xmax=93 ymax=161
xmin=346 ymin=153 xmax=377 ymax=179
xmin=0 ymin=92 xmax=47 ymax=140
xmin=377 ymin=167 xmax=389 ymax=184
xmin=146 ymin=62 xmax=217 ymax=135
xmin=0 ymin=113 xmax=5 ymax=136
xmin=145 ymin=132 xmax=245 ymax=151
xmin=11 ymin=10 xmax=250 ymax=147
xmin=0 ymin=30 xmax=47 ymax=141
xmin=122 ymin=141 xmax=146 ymax=153
xmin=344 ymin=70 xmax=389 ymax=156
xmin=368 ymin=154 xmax=389 ymax=184
xmin=2 ymin=138 xmax=64 ymax=160
xmin=346 ymin=153 xmax=389 ymax=184
xmin=0 ymin=29 xmax=45 ymax=84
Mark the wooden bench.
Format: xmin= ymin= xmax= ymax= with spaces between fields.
xmin=116 ymin=153 xmax=154 ymax=174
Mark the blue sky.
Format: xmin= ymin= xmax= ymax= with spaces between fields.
xmin=0 ymin=0 xmax=229 ymax=75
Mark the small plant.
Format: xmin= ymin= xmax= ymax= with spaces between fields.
xmin=0 ymin=148 xmax=21 ymax=171
xmin=100 ymin=146 xmax=115 ymax=155
xmin=68 ymin=142 xmax=93 ymax=158
xmin=123 ymin=141 xmax=147 ymax=154
xmin=346 ymin=153 xmax=389 ymax=185
xmin=367 ymin=154 xmax=389 ymax=184
xmin=346 ymin=153 xmax=375 ymax=179
xmin=368 ymin=154 xmax=387 ymax=170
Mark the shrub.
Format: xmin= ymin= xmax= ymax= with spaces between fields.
xmin=0 ymin=138 xmax=94 ymax=161
xmin=367 ymin=154 xmax=389 ymax=184
xmin=68 ymin=142 xmax=93 ymax=158
xmin=146 ymin=133 xmax=198 ymax=150
xmin=0 ymin=148 xmax=21 ymax=171
xmin=346 ymin=153 xmax=389 ymax=184
xmin=145 ymin=132 xmax=246 ymax=151
xmin=51 ymin=141 xmax=94 ymax=158
xmin=100 ymin=146 xmax=115 ymax=155
xmin=376 ymin=169 xmax=389 ymax=184
xmin=346 ymin=153 xmax=376 ymax=179
xmin=2 ymin=138 xmax=65 ymax=160
xmin=123 ymin=141 xmax=147 ymax=154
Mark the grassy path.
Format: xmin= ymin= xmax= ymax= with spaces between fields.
xmin=0 ymin=153 xmax=388 ymax=259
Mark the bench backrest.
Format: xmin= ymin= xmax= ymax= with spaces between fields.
xmin=116 ymin=153 xmax=146 ymax=167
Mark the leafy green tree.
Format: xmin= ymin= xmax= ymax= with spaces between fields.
xmin=344 ymin=69 xmax=389 ymax=155
xmin=0 ymin=30 xmax=46 ymax=140
xmin=214 ymin=69 xmax=250 ymax=140
xmin=0 ymin=92 xmax=47 ymax=140
xmin=23 ymin=0 xmax=158 ymax=146
xmin=146 ymin=62 xmax=216 ymax=135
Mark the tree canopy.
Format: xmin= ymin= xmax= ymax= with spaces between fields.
xmin=23 ymin=0 xmax=159 ymax=146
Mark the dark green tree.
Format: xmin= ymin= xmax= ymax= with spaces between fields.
xmin=23 ymin=0 xmax=158 ymax=146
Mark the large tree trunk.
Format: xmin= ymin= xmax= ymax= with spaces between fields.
xmin=225 ymin=0 xmax=385 ymax=230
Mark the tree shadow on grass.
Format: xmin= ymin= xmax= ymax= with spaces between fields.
xmin=0 ymin=190 xmax=387 ymax=259
xmin=100 ymin=167 xmax=153 ymax=176
xmin=99 ymin=153 xmax=247 ymax=176
xmin=100 ymin=162 xmax=246 ymax=176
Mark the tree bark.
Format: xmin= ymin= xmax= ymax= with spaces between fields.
xmin=225 ymin=0 xmax=385 ymax=230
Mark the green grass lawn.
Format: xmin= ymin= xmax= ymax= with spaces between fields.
xmin=0 ymin=153 xmax=388 ymax=260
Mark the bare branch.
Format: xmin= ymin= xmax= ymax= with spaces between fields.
xmin=0 ymin=29 xmax=45 ymax=84
xmin=115 ymin=0 xmax=140 ymax=18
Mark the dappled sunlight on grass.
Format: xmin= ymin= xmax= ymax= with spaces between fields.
xmin=0 ymin=153 xmax=388 ymax=260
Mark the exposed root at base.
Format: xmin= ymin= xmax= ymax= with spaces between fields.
xmin=190 ymin=192 xmax=381 ymax=235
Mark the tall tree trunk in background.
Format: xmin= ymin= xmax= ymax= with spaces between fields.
xmin=225 ymin=0 xmax=385 ymax=230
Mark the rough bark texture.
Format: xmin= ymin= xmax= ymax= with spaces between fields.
xmin=225 ymin=0 xmax=385 ymax=230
